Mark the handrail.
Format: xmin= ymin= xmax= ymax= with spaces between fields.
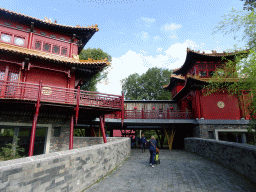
xmin=105 ymin=110 xmax=193 ymax=119
xmin=0 ymin=80 xmax=122 ymax=109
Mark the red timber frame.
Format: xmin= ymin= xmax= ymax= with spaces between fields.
xmin=28 ymin=81 xmax=42 ymax=156
xmin=100 ymin=115 xmax=107 ymax=143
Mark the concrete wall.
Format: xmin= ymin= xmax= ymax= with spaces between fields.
xmin=0 ymin=137 xmax=130 ymax=192
xmin=184 ymin=138 xmax=256 ymax=184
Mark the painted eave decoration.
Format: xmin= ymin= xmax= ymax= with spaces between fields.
xmin=163 ymin=74 xmax=185 ymax=91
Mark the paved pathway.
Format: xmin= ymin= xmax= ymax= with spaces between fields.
xmin=84 ymin=149 xmax=256 ymax=192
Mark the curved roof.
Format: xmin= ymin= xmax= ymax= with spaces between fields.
xmin=163 ymin=74 xmax=185 ymax=91
xmin=0 ymin=7 xmax=99 ymax=53
xmin=173 ymin=48 xmax=238 ymax=76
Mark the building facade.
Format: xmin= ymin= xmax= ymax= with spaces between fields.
xmin=0 ymin=8 xmax=123 ymax=156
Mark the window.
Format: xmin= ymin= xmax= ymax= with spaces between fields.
xmin=35 ymin=41 xmax=42 ymax=50
xmin=61 ymin=47 xmax=67 ymax=56
xmin=43 ymin=43 xmax=51 ymax=52
xmin=209 ymin=71 xmax=215 ymax=77
xmin=14 ymin=36 xmax=25 ymax=46
xmin=52 ymin=45 xmax=60 ymax=54
xmin=199 ymin=71 xmax=207 ymax=77
xmin=1 ymin=33 xmax=12 ymax=43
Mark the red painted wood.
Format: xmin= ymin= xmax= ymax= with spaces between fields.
xmin=28 ymin=80 xmax=42 ymax=156
xmin=69 ymin=114 xmax=74 ymax=150
xmin=200 ymin=92 xmax=240 ymax=119
xmin=75 ymin=86 xmax=80 ymax=125
xmin=100 ymin=115 xmax=107 ymax=143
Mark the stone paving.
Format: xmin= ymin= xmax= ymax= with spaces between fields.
xmin=84 ymin=149 xmax=256 ymax=192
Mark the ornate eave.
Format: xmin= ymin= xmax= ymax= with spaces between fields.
xmin=163 ymin=74 xmax=185 ymax=91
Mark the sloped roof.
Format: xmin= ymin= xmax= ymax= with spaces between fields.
xmin=163 ymin=74 xmax=185 ymax=91
xmin=0 ymin=7 xmax=99 ymax=53
xmin=173 ymin=48 xmax=239 ymax=76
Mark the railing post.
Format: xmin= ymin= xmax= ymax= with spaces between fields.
xmin=100 ymin=115 xmax=107 ymax=143
xmin=28 ymin=80 xmax=42 ymax=156
xmin=142 ymin=108 xmax=144 ymax=119
xmin=167 ymin=108 xmax=170 ymax=119
xmin=69 ymin=114 xmax=74 ymax=150
xmin=121 ymin=93 xmax=124 ymax=127
xmin=75 ymin=86 xmax=80 ymax=125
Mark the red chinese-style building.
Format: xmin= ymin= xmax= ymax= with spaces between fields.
xmin=164 ymin=48 xmax=254 ymax=143
xmin=0 ymin=8 xmax=124 ymax=156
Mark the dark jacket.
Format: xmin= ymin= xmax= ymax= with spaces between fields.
xmin=149 ymin=139 xmax=158 ymax=151
xmin=141 ymin=137 xmax=147 ymax=144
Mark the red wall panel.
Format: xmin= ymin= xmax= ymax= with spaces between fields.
xmin=200 ymin=92 xmax=241 ymax=119
xmin=26 ymin=68 xmax=67 ymax=88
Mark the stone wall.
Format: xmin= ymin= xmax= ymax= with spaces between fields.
xmin=193 ymin=124 xmax=249 ymax=139
xmin=184 ymin=138 xmax=256 ymax=184
xmin=0 ymin=137 xmax=130 ymax=192
xmin=73 ymin=137 xmax=126 ymax=149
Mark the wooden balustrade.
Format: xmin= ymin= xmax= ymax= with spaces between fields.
xmin=0 ymin=80 xmax=122 ymax=109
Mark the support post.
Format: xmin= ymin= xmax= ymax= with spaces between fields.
xmin=141 ymin=108 xmax=144 ymax=119
xmin=75 ymin=86 xmax=80 ymax=125
xmin=100 ymin=115 xmax=107 ymax=143
xmin=121 ymin=93 xmax=124 ymax=127
xmin=167 ymin=108 xmax=170 ymax=119
xmin=69 ymin=114 xmax=74 ymax=150
xmin=90 ymin=124 xmax=95 ymax=137
xmin=28 ymin=80 xmax=42 ymax=156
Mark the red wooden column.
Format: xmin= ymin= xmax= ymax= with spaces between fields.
xmin=90 ymin=124 xmax=95 ymax=137
xmin=28 ymin=80 xmax=42 ymax=156
xmin=100 ymin=115 xmax=107 ymax=143
xmin=195 ymin=89 xmax=201 ymax=118
xmin=69 ymin=114 xmax=74 ymax=150
xmin=121 ymin=93 xmax=124 ymax=127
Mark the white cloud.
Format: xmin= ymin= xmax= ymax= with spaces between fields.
xmin=156 ymin=47 xmax=163 ymax=53
xmin=153 ymin=35 xmax=161 ymax=39
xmin=142 ymin=31 xmax=149 ymax=38
xmin=97 ymin=40 xmax=204 ymax=95
xmin=141 ymin=17 xmax=156 ymax=23
xmin=161 ymin=23 xmax=182 ymax=31
xmin=170 ymin=34 xmax=178 ymax=39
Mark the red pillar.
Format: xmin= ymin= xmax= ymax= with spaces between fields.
xmin=28 ymin=80 xmax=42 ymax=156
xmin=90 ymin=124 xmax=95 ymax=137
xmin=195 ymin=89 xmax=201 ymax=118
xmin=100 ymin=115 xmax=107 ymax=143
xmin=121 ymin=93 xmax=124 ymax=127
xmin=69 ymin=114 xmax=74 ymax=150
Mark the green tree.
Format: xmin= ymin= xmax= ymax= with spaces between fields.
xmin=79 ymin=48 xmax=112 ymax=92
xmin=207 ymin=5 xmax=256 ymax=144
xmin=241 ymin=0 xmax=256 ymax=11
xmin=121 ymin=67 xmax=172 ymax=100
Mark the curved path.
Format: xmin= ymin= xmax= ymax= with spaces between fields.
xmin=84 ymin=149 xmax=256 ymax=192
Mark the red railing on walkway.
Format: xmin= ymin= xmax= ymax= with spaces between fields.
xmin=105 ymin=109 xmax=192 ymax=119
xmin=0 ymin=80 xmax=122 ymax=109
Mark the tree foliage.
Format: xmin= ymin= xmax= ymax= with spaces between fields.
xmin=121 ymin=67 xmax=172 ymax=100
xmin=208 ymin=5 xmax=256 ymax=144
xmin=241 ymin=0 xmax=256 ymax=11
xmin=79 ymin=48 xmax=112 ymax=91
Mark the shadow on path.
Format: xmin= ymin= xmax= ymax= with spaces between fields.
xmin=84 ymin=149 xmax=256 ymax=192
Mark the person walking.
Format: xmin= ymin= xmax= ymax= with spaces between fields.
xmin=141 ymin=134 xmax=147 ymax=153
xmin=149 ymin=135 xmax=158 ymax=168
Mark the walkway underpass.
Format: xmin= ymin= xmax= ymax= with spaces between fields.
xmin=84 ymin=149 xmax=256 ymax=192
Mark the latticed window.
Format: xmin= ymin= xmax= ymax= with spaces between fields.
xmin=1 ymin=33 xmax=12 ymax=43
xmin=14 ymin=36 xmax=25 ymax=46
xmin=61 ymin=47 xmax=67 ymax=55
xmin=209 ymin=71 xmax=215 ymax=77
xmin=52 ymin=45 xmax=60 ymax=54
xmin=43 ymin=43 xmax=51 ymax=52
xmin=35 ymin=41 xmax=42 ymax=50
xmin=199 ymin=71 xmax=207 ymax=77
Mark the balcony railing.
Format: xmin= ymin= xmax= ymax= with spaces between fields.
xmin=105 ymin=109 xmax=192 ymax=119
xmin=0 ymin=80 xmax=122 ymax=109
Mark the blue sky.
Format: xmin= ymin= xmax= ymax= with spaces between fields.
xmin=1 ymin=0 xmax=246 ymax=95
